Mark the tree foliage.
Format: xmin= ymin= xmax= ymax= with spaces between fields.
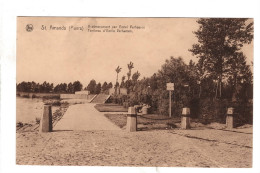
xmin=17 ymin=81 xmax=53 ymax=93
xmin=17 ymin=81 xmax=83 ymax=93
xmin=86 ymin=79 xmax=97 ymax=94
xmin=95 ymin=83 xmax=102 ymax=94
xmin=189 ymin=18 xmax=253 ymax=98
xmin=115 ymin=66 xmax=122 ymax=95
xmin=127 ymin=61 xmax=134 ymax=80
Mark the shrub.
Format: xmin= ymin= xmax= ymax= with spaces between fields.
xmin=35 ymin=117 xmax=41 ymax=124
xmin=43 ymin=99 xmax=61 ymax=106
xmin=22 ymin=94 xmax=29 ymax=98
xmin=16 ymin=121 xmax=23 ymax=127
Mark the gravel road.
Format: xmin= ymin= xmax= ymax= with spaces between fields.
xmin=16 ymin=127 xmax=252 ymax=167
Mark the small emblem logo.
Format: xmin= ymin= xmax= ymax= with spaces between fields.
xmin=26 ymin=24 xmax=34 ymax=32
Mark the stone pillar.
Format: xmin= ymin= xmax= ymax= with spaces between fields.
xmin=39 ymin=105 xmax=52 ymax=132
xmin=226 ymin=107 xmax=234 ymax=129
xmin=126 ymin=107 xmax=137 ymax=132
xmin=181 ymin=107 xmax=190 ymax=129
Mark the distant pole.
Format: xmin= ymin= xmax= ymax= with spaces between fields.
xmin=169 ymin=90 xmax=171 ymax=117
xmin=167 ymin=83 xmax=174 ymax=118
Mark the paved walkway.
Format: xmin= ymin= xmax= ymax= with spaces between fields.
xmin=53 ymin=103 xmax=121 ymax=131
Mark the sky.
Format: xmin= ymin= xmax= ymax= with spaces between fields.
xmin=17 ymin=17 xmax=253 ymax=87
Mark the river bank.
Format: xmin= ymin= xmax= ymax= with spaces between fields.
xmin=16 ymin=96 xmax=71 ymax=132
xmin=16 ymin=105 xmax=69 ymax=132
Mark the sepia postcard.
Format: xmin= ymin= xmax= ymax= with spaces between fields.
xmin=16 ymin=17 xmax=254 ymax=168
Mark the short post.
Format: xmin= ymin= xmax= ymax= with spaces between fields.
xmin=39 ymin=104 xmax=52 ymax=132
xmin=126 ymin=107 xmax=137 ymax=132
xmin=181 ymin=107 xmax=190 ymax=129
xmin=226 ymin=107 xmax=234 ymax=129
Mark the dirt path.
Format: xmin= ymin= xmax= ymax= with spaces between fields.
xmin=53 ymin=103 xmax=121 ymax=131
xmin=16 ymin=128 xmax=252 ymax=167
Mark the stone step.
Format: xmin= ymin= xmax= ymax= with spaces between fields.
xmin=91 ymin=94 xmax=110 ymax=103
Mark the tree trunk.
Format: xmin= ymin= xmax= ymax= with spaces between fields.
xmin=199 ymin=85 xmax=201 ymax=98
xmin=219 ymin=73 xmax=222 ymax=99
xmin=116 ymin=73 xmax=118 ymax=95
xmin=232 ymin=74 xmax=237 ymax=102
xmin=215 ymin=81 xmax=218 ymax=99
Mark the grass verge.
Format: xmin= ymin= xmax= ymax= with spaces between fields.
xmin=95 ymin=103 xmax=128 ymax=112
xmin=104 ymin=113 xmax=181 ymax=130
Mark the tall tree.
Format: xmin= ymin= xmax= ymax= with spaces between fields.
xmin=95 ymin=83 xmax=102 ymax=94
xmin=115 ymin=66 xmax=122 ymax=95
xmin=107 ymin=82 xmax=113 ymax=89
xmin=86 ymin=79 xmax=97 ymax=94
xmin=132 ymin=71 xmax=140 ymax=82
xmin=189 ymin=18 xmax=253 ymax=98
xmin=226 ymin=52 xmax=252 ymax=101
xmin=127 ymin=61 xmax=134 ymax=80
xmin=67 ymin=82 xmax=73 ymax=93
xmin=101 ymin=82 xmax=108 ymax=93
xmin=121 ymin=75 xmax=126 ymax=88
xmin=72 ymin=81 xmax=83 ymax=92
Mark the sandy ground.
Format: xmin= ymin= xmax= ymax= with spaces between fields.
xmin=16 ymin=126 xmax=252 ymax=167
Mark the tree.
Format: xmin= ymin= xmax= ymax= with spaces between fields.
xmin=95 ymin=83 xmax=102 ymax=94
xmin=86 ymin=79 xmax=97 ymax=94
xmin=127 ymin=61 xmax=134 ymax=80
xmin=189 ymin=18 xmax=253 ymax=98
xmin=187 ymin=60 xmax=200 ymax=97
xmin=67 ymin=82 xmax=74 ymax=93
xmin=131 ymin=71 xmax=141 ymax=92
xmin=132 ymin=71 xmax=140 ymax=82
xmin=226 ymin=52 xmax=252 ymax=101
xmin=120 ymin=75 xmax=126 ymax=88
xmin=72 ymin=81 xmax=83 ymax=92
xmin=61 ymin=83 xmax=68 ymax=93
xmin=157 ymin=57 xmax=196 ymax=102
xmin=54 ymin=84 xmax=61 ymax=93
xmin=101 ymin=82 xmax=108 ymax=93
xmin=17 ymin=81 xmax=30 ymax=92
xmin=54 ymin=83 xmax=68 ymax=93
xmin=107 ymin=82 xmax=113 ymax=89
xmin=115 ymin=66 xmax=122 ymax=95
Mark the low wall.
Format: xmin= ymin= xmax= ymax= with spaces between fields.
xmin=60 ymin=94 xmax=95 ymax=100
xmin=75 ymin=91 xmax=90 ymax=95
xmin=17 ymin=92 xmax=60 ymax=98
xmin=17 ymin=92 xmax=95 ymax=100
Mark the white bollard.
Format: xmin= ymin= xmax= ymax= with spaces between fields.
xmin=181 ymin=107 xmax=191 ymax=129
xmin=226 ymin=107 xmax=234 ymax=129
xmin=39 ymin=105 xmax=52 ymax=132
xmin=126 ymin=107 xmax=137 ymax=132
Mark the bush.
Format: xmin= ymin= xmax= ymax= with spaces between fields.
xmin=43 ymin=95 xmax=60 ymax=99
xmin=16 ymin=121 xmax=23 ymax=128
xmin=32 ymin=94 xmax=40 ymax=98
xmin=43 ymin=99 xmax=61 ymax=106
xmin=123 ymin=102 xmax=130 ymax=108
xmin=189 ymin=98 xmax=200 ymax=118
xmin=22 ymin=94 xmax=29 ymax=98
xmin=35 ymin=117 xmax=41 ymax=124
xmin=197 ymin=98 xmax=253 ymax=125
xmin=157 ymin=99 xmax=169 ymax=116
xmin=232 ymin=101 xmax=253 ymax=125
